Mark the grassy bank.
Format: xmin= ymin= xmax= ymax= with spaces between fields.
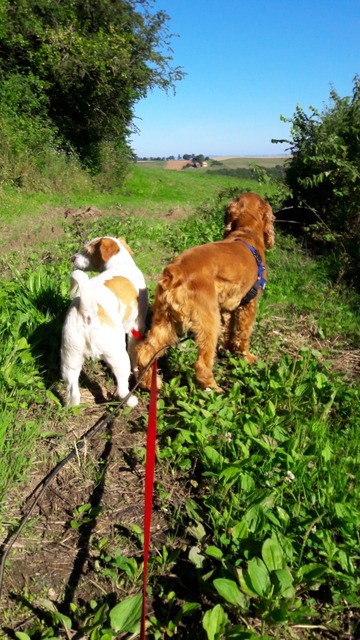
xmin=0 ymin=157 xmax=286 ymax=228
xmin=0 ymin=165 xmax=359 ymax=639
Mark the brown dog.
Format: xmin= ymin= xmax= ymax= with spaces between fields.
xmin=219 ymin=192 xmax=275 ymax=360
xmin=137 ymin=192 xmax=275 ymax=392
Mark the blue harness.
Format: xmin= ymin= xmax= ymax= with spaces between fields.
xmin=234 ymin=238 xmax=267 ymax=306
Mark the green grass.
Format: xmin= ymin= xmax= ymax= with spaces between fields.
xmin=206 ymin=156 xmax=289 ymax=170
xmin=0 ymin=165 xmax=359 ymax=639
xmin=0 ymin=161 xmax=281 ymax=230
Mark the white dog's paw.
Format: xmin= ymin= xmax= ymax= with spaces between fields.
xmin=126 ymin=394 xmax=138 ymax=408
xmin=67 ymin=392 xmax=81 ymax=407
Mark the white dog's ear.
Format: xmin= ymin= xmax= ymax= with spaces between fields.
xmin=118 ymin=236 xmax=134 ymax=256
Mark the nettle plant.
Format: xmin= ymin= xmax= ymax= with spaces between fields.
xmin=146 ymin=349 xmax=360 ymax=638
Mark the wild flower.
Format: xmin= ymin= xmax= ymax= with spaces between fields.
xmin=284 ymin=470 xmax=296 ymax=483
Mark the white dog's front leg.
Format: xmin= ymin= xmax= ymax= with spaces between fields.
xmin=63 ymin=366 xmax=82 ymax=406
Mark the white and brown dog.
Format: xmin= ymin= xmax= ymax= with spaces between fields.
xmin=61 ymin=236 xmax=147 ymax=407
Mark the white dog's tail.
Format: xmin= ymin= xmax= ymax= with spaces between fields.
xmin=70 ymin=270 xmax=98 ymax=324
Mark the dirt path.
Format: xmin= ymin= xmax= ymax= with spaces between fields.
xmin=0 ymin=393 xmax=181 ymax=630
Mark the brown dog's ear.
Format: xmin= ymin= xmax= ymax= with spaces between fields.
xmin=224 ymin=201 xmax=240 ymax=236
xmin=262 ymin=204 xmax=276 ymax=249
xmin=118 ymin=236 xmax=134 ymax=256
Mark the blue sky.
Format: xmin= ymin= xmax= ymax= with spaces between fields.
xmin=131 ymin=0 xmax=360 ymax=158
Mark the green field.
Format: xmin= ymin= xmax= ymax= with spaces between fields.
xmin=207 ymin=156 xmax=289 ymax=169
xmin=0 ymin=163 xmax=359 ymax=639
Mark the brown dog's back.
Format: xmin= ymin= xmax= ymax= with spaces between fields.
xmin=161 ymin=240 xmax=259 ymax=291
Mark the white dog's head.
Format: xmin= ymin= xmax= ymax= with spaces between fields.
xmin=71 ymin=236 xmax=134 ymax=272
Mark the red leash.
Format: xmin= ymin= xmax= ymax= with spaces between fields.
xmin=140 ymin=359 xmax=158 ymax=640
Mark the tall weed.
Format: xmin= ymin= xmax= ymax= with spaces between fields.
xmin=0 ymin=264 xmax=69 ymax=502
xmin=148 ymin=350 xmax=359 ymax=636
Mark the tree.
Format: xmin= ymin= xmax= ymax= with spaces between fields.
xmin=193 ymin=154 xmax=205 ymax=164
xmin=0 ymin=0 xmax=184 ymax=168
xmin=273 ymin=75 xmax=360 ymax=284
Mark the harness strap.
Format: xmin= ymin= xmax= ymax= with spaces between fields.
xmin=131 ymin=328 xmax=143 ymax=341
xmin=233 ymin=238 xmax=267 ymax=306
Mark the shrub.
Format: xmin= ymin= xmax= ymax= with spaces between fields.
xmin=273 ymin=75 xmax=360 ymax=286
xmin=0 ymin=74 xmax=90 ymax=191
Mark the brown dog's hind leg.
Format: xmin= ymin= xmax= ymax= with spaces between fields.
xmin=218 ymin=309 xmax=235 ymax=354
xmin=192 ymin=304 xmax=222 ymax=391
xmin=230 ymin=299 xmax=258 ymax=364
xmin=136 ymin=319 xmax=178 ymax=390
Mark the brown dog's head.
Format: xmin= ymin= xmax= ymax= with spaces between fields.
xmin=224 ymin=192 xmax=275 ymax=249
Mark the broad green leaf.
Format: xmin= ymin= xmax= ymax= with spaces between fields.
xmin=276 ymin=506 xmax=290 ymax=525
xmin=219 ymin=465 xmax=242 ymax=483
xmin=266 ymin=399 xmax=276 ymax=418
xmin=273 ymin=568 xmax=295 ymax=598
xmin=334 ymin=502 xmax=350 ymax=518
xmin=262 ymin=537 xmax=285 ymax=572
xmin=237 ymin=441 xmax=250 ymax=458
xmin=77 ymin=503 xmax=91 ymax=514
xmin=179 ymin=428 xmax=196 ymax=443
xmin=240 ymin=473 xmax=255 ymax=492
xmin=16 ymin=337 xmax=29 ymax=351
xmin=189 ymin=545 xmax=205 ymax=569
xmin=54 ymin=612 xmax=73 ymax=629
xmin=243 ymin=504 xmax=263 ymax=532
xmin=202 ymin=604 xmax=228 ymax=640
xmin=236 ymin=567 xmax=258 ymax=596
xmin=243 ymin=422 xmax=259 ymax=437
xmin=15 ymin=634 xmax=31 ymax=640
xmin=187 ymin=521 xmax=206 ymax=541
xmin=262 ymin=434 xmax=278 ymax=450
xmin=264 ymin=508 xmax=281 ymax=526
xmin=40 ymin=430 xmax=62 ymax=438
xmin=35 ymin=599 xmax=72 ymax=629
xmin=337 ymin=549 xmax=354 ymax=573
xmin=250 ymin=437 xmax=271 ymax=452
xmin=93 ymin=602 xmax=109 ymax=625
xmin=315 ymin=372 xmax=328 ymax=389
xmin=321 ymin=443 xmax=332 ymax=461
xmin=213 ymin=578 xmax=246 ymax=607
xmin=205 ymin=545 xmax=223 ymax=559
xmin=231 ymin=520 xmax=248 ymax=541
xmin=45 ymin=390 xmax=62 ymax=407
xmin=246 ymin=557 xmax=272 ymax=597
xmin=181 ymin=602 xmax=201 ymax=616
xmin=297 ymin=563 xmax=327 ymax=583
xmin=185 ymin=498 xmax=202 ymax=521
xmin=203 ymin=445 xmax=224 ymax=467
xmin=294 ymin=382 xmax=309 ymax=397
xmin=109 ymin=594 xmax=142 ymax=633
